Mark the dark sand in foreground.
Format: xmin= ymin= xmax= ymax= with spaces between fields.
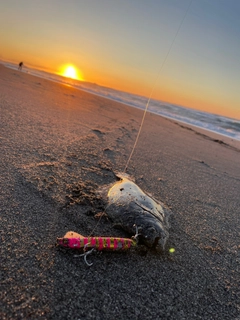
xmin=1 ymin=64 xmax=240 ymax=319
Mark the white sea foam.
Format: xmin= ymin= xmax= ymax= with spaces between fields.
xmin=2 ymin=61 xmax=240 ymax=141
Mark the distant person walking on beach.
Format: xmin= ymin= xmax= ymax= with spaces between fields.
xmin=18 ymin=62 xmax=23 ymax=70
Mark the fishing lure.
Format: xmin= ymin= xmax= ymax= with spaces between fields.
xmin=56 ymin=227 xmax=139 ymax=266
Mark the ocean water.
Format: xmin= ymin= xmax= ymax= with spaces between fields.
xmin=2 ymin=61 xmax=240 ymax=141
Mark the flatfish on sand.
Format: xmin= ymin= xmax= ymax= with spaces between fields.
xmin=99 ymin=173 xmax=170 ymax=250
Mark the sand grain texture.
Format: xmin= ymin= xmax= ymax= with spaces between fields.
xmin=0 ymin=65 xmax=240 ymax=319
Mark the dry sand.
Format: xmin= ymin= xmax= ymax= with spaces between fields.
xmin=0 ymin=64 xmax=240 ymax=319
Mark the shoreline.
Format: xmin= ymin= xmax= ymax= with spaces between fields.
xmin=2 ymin=63 xmax=239 ymax=145
xmin=168 ymin=118 xmax=240 ymax=151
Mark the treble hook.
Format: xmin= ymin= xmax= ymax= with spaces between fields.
xmin=74 ymin=243 xmax=95 ymax=266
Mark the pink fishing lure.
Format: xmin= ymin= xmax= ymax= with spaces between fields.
xmin=57 ymin=231 xmax=137 ymax=251
xmin=56 ymin=231 xmax=138 ymax=266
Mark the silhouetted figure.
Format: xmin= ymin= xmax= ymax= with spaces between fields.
xmin=18 ymin=62 xmax=23 ymax=70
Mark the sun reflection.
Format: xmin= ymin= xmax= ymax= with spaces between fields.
xmin=59 ymin=64 xmax=83 ymax=81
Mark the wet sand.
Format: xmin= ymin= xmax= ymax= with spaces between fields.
xmin=1 ymin=64 xmax=240 ymax=319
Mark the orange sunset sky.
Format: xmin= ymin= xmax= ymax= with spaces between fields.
xmin=0 ymin=0 xmax=240 ymax=120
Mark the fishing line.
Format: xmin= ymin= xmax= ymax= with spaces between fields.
xmin=124 ymin=0 xmax=193 ymax=172
xmin=87 ymin=1 xmax=193 ymax=239
xmin=86 ymin=1 xmax=193 ymax=239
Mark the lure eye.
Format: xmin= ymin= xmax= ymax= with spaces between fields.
xmin=56 ymin=237 xmax=69 ymax=246
xmin=63 ymin=238 xmax=69 ymax=245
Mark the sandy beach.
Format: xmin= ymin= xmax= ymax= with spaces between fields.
xmin=1 ymin=64 xmax=240 ymax=319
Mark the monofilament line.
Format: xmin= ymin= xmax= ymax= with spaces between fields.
xmin=124 ymin=0 xmax=193 ymax=173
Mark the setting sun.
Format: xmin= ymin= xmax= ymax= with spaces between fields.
xmin=59 ymin=64 xmax=83 ymax=81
